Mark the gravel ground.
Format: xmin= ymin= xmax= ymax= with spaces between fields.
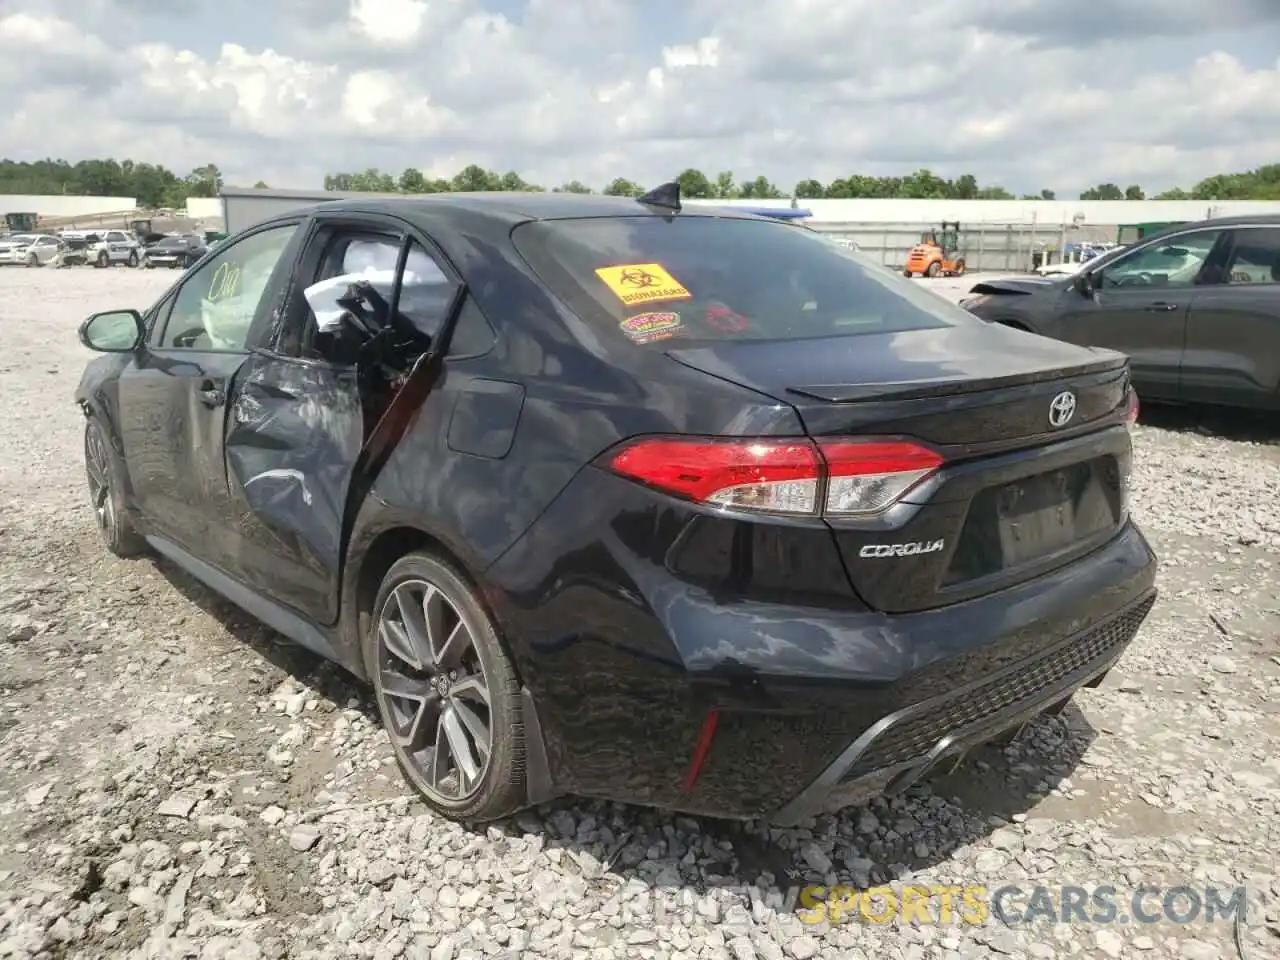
xmin=1 ymin=266 xmax=1278 ymax=960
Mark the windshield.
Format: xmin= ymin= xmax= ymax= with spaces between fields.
xmin=4 ymin=234 xmax=36 ymax=244
xmin=512 ymin=216 xmax=965 ymax=347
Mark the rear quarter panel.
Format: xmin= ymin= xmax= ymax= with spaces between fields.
xmin=350 ymin=225 xmax=807 ymax=576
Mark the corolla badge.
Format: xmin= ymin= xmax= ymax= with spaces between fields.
xmin=859 ymin=540 xmax=945 ymax=558
xmin=1048 ymin=390 xmax=1077 ymax=428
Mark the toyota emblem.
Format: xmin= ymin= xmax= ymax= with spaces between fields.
xmin=1048 ymin=390 xmax=1077 ymax=428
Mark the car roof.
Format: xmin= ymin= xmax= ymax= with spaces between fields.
xmin=265 ymin=192 xmax=781 ymax=231
xmin=1145 ymin=213 xmax=1279 ymax=237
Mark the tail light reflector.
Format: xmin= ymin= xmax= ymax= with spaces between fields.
xmin=1125 ymin=389 xmax=1140 ymax=428
xmin=605 ymin=436 xmax=943 ymax=517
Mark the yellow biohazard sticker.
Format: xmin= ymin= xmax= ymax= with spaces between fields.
xmin=594 ymin=263 xmax=692 ymax=306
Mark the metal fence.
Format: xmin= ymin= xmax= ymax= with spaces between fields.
xmin=809 ymin=221 xmax=1121 ymax=273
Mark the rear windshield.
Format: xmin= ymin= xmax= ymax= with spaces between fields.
xmin=511 ymin=216 xmax=966 ymax=347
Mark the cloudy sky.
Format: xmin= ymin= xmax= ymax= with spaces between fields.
xmin=1 ymin=0 xmax=1278 ymax=196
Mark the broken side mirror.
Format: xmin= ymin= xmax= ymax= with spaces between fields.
xmin=79 ymin=309 xmax=145 ymax=353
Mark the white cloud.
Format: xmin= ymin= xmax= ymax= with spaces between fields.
xmin=349 ymin=0 xmax=428 ymax=45
xmin=0 ymin=0 xmax=1279 ymax=195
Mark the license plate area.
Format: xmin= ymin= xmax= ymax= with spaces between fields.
xmin=945 ymin=459 xmax=1118 ymax=585
xmin=996 ymin=464 xmax=1089 ymax=564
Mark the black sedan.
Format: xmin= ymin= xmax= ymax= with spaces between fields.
xmin=143 ymin=234 xmax=208 ymax=269
xmin=74 ymin=188 xmax=1157 ymax=825
xmin=961 ymin=215 xmax=1280 ymax=411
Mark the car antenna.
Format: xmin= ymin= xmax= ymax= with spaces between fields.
xmin=636 ymin=181 xmax=681 ymax=213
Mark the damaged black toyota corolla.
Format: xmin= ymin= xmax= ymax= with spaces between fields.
xmin=74 ymin=186 xmax=1157 ymax=825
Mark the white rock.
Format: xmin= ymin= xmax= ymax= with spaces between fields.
xmin=288 ymin=825 xmax=321 ymax=851
xmin=259 ymin=805 xmax=286 ymax=825
xmin=157 ymin=791 xmax=200 ymax=819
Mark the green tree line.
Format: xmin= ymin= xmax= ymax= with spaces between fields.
xmin=0 ymin=158 xmax=239 ymax=208
xmin=4 ymin=156 xmax=1279 ymax=205
xmin=327 ymin=163 xmax=1280 ymax=201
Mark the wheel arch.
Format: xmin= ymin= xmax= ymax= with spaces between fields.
xmin=77 ymin=393 xmax=138 ymax=500
xmin=340 ymin=521 xmax=559 ymax=806
xmin=340 ymin=522 xmax=519 ymax=683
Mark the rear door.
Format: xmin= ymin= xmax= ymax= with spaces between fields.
xmin=115 ymin=220 xmax=305 ymax=561
xmin=220 ymin=212 xmax=464 ymax=626
xmin=1181 ymin=225 xmax=1280 ymax=408
xmin=1049 ymin=226 xmax=1229 ymax=400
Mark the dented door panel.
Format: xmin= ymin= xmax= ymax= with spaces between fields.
xmin=224 ymin=352 xmax=364 ymax=624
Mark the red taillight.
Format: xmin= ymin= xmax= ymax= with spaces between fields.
xmin=605 ymin=436 xmax=944 ymax=517
xmin=1125 ymin=389 xmax=1140 ymax=427
xmin=820 ymin=441 xmax=945 ymax=515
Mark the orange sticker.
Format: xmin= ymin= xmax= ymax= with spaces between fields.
xmin=620 ymin=311 xmax=683 ymax=343
xmin=594 ymin=263 xmax=692 ymax=306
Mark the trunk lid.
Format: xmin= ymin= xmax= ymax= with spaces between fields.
xmin=665 ymin=325 xmax=1133 ymax=613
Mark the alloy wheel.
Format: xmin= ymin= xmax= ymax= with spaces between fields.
xmin=374 ymin=578 xmax=493 ymax=801
xmin=84 ymin=426 xmax=114 ymax=535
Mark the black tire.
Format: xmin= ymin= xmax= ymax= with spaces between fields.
xmin=127 ymin=251 xmax=139 ymax=267
xmin=926 ymin=261 xmax=941 ymax=278
xmin=25 ymin=253 xmax=38 ymax=268
xmin=84 ymin=419 xmax=148 ymax=557
xmin=364 ymin=551 xmax=527 ymax=822
xmin=902 ymin=268 xmax=913 ymax=278
xmin=96 ymin=251 xmax=109 ymax=268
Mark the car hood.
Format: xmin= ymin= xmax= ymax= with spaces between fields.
xmin=967 ymin=276 xmax=1067 ymax=296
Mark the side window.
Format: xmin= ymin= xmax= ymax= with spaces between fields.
xmin=396 ymin=240 xmax=457 ymax=341
xmin=1224 ymin=229 xmax=1280 ymax=285
xmin=291 ymin=232 xmax=460 ymax=363
xmin=106 ymin=231 xmax=126 ymax=243
xmin=447 ymin=300 xmax=497 ymax=357
xmin=1099 ymin=231 xmax=1222 ymax=289
xmin=147 ymin=289 xmax=180 ymax=345
xmin=159 ymin=224 xmax=298 ymax=351
xmin=302 ymin=233 xmax=403 ymax=338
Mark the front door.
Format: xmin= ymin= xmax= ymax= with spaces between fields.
xmin=1182 ymin=226 xmax=1280 ymax=408
xmin=115 ymin=221 xmax=305 ymax=563
xmin=220 ymin=214 xmax=463 ymax=625
xmin=1049 ymin=227 xmax=1229 ymax=400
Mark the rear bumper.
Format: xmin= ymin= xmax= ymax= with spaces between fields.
xmin=770 ymin=587 xmax=1154 ymax=825
xmin=485 ymin=461 xmax=1159 ymax=820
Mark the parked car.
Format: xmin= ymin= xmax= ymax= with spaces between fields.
xmin=1034 ymin=242 xmax=1122 ymax=276
xmin=0 ymin=233 xmax=61 ymax=267
xmin=86 ymin=229 xmax=141 ymax=268
xmin=75 ymin=189 xmax=1156 ymax=825
xmin=54 ymin=236 xmax=95 ymax=268
xmin=961 ymin=215 xmax=1280 ymax=411
xmin=143 ymin=234 xmax=208 ymax=269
